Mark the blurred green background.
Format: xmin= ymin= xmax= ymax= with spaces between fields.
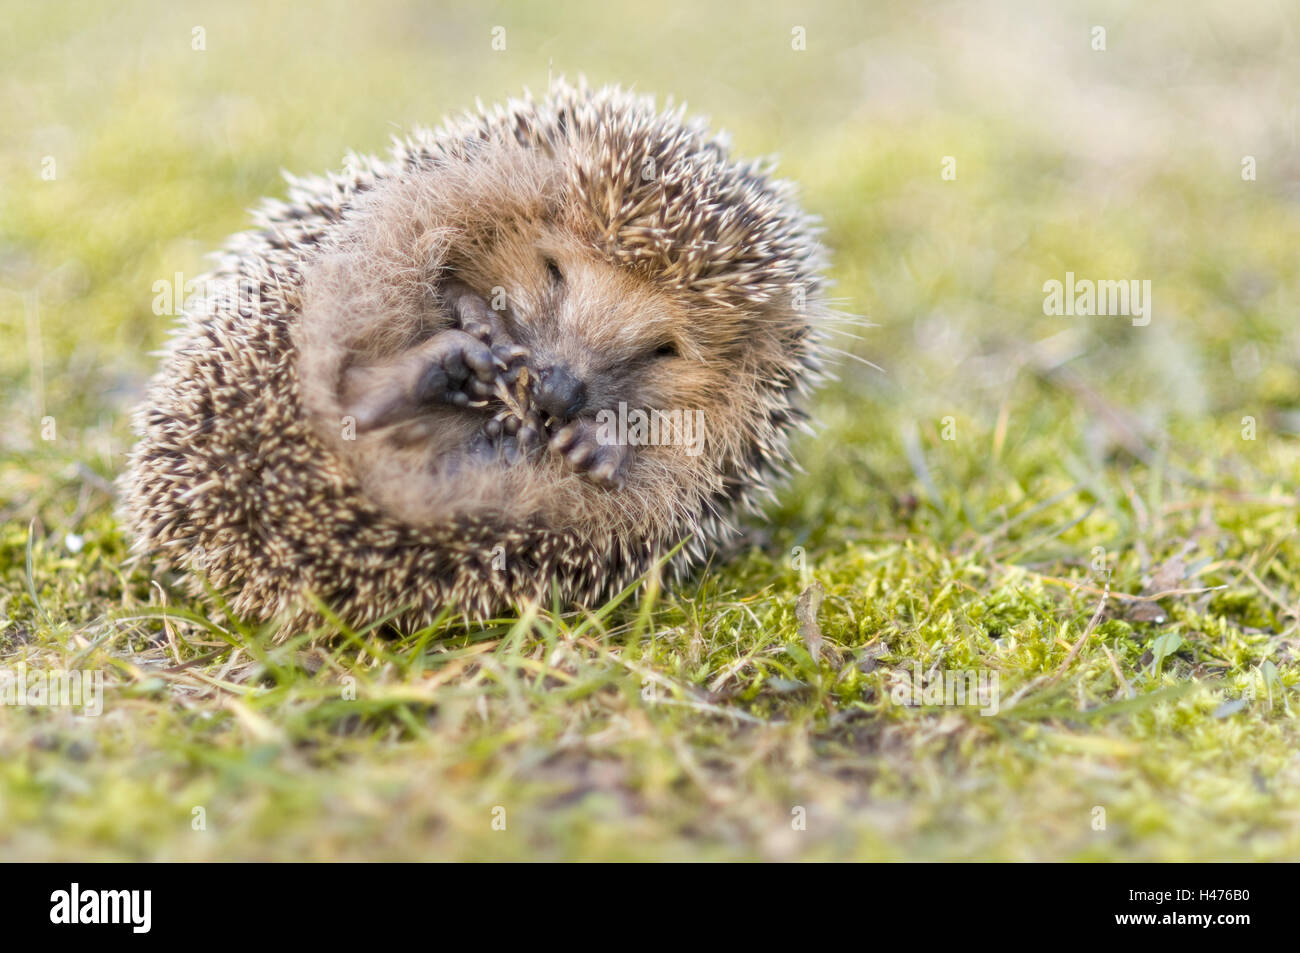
xmin=1 ymin=1 xmax=1297 ymax=860
xmin=4 ymin=0 xmax=1299 ymax=451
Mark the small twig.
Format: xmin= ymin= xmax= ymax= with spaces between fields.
xmin=991 ymin=560 xmax=1224 ymax=603
xmin=1045 ymin=578 xmax=1110 ymax=687
xmin=1101 ymin=643 xmax=1135 ymax=700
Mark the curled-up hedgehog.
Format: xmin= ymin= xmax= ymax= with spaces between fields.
xmin=120 ymin=80 xmax=831 ymax=633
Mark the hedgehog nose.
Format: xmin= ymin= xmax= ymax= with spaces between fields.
xmin=534 ymin=364 xmax=587 ymax=419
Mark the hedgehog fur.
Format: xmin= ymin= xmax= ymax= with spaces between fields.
xmin=120 ymin=80 xmax=831 ymax=634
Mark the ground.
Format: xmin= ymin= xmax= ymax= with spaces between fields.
xmin=1 ymin=0 xmax=1297 ymax=860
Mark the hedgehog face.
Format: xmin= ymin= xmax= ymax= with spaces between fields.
xmin=417 ymin=202 xmax=772 ymax=515
xmin=502 ymin=246 xmax=687 ymax=419
xmin=464 ymin=229 xmax=730 ymax=438
xmin=408 ymin=239 xmax=726 ymax=537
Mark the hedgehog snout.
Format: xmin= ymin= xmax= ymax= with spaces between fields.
xmin=533 ymin=363 xmax=587 ymax=418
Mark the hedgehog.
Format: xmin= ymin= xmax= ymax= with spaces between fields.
xmin=119 ymin=80 xmax=832 ymax=634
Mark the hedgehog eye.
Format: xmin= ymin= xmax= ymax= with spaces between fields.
xmin=544 ymin=257 xmax=563 ymax=286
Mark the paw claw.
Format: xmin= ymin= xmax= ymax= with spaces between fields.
xmin=551 ymin=421 xmax=580 ymax=453
xmin=567 ymin=442 xmax=595 ymax=469
xmin=549 ymin=419 xmax=631 ymax=488
xmin=462 ymin=319 xmax=492 ymax=344
xmin=589 ymin=459 xmax=624 ymax=489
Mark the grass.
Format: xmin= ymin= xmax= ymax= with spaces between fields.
xmin=1 ymin=0 xmax=1297 ymax=860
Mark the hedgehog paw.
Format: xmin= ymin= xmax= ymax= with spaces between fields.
xmin=343 ymin=328 xmax=500 ymax=431
xmin=444 ymin=282 xmax=530 ymax=384
xmin=550 ymin=419 xmax=630 ymax=490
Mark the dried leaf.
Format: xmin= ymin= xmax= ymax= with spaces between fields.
xmin=796 ymin=581 xmax=825 ymax=664
xmin=1127 ymin=601 xmax=1168 ymax=623
xmin=1146 ymin=555 xmax=1187 ymax=594
xmin=1126 ymin=553 xmax=1189 ymax=624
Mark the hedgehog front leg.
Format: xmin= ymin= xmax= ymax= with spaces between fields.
xmin=443 ymin=282 xmax=530 ymax=382
xmin=442 ymin=282 xmax=556 ymax=451
xmin=341 ymin=329 xmax=501 ymax=431
xmin=550 ymin=418 xmax=632 ymax=490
